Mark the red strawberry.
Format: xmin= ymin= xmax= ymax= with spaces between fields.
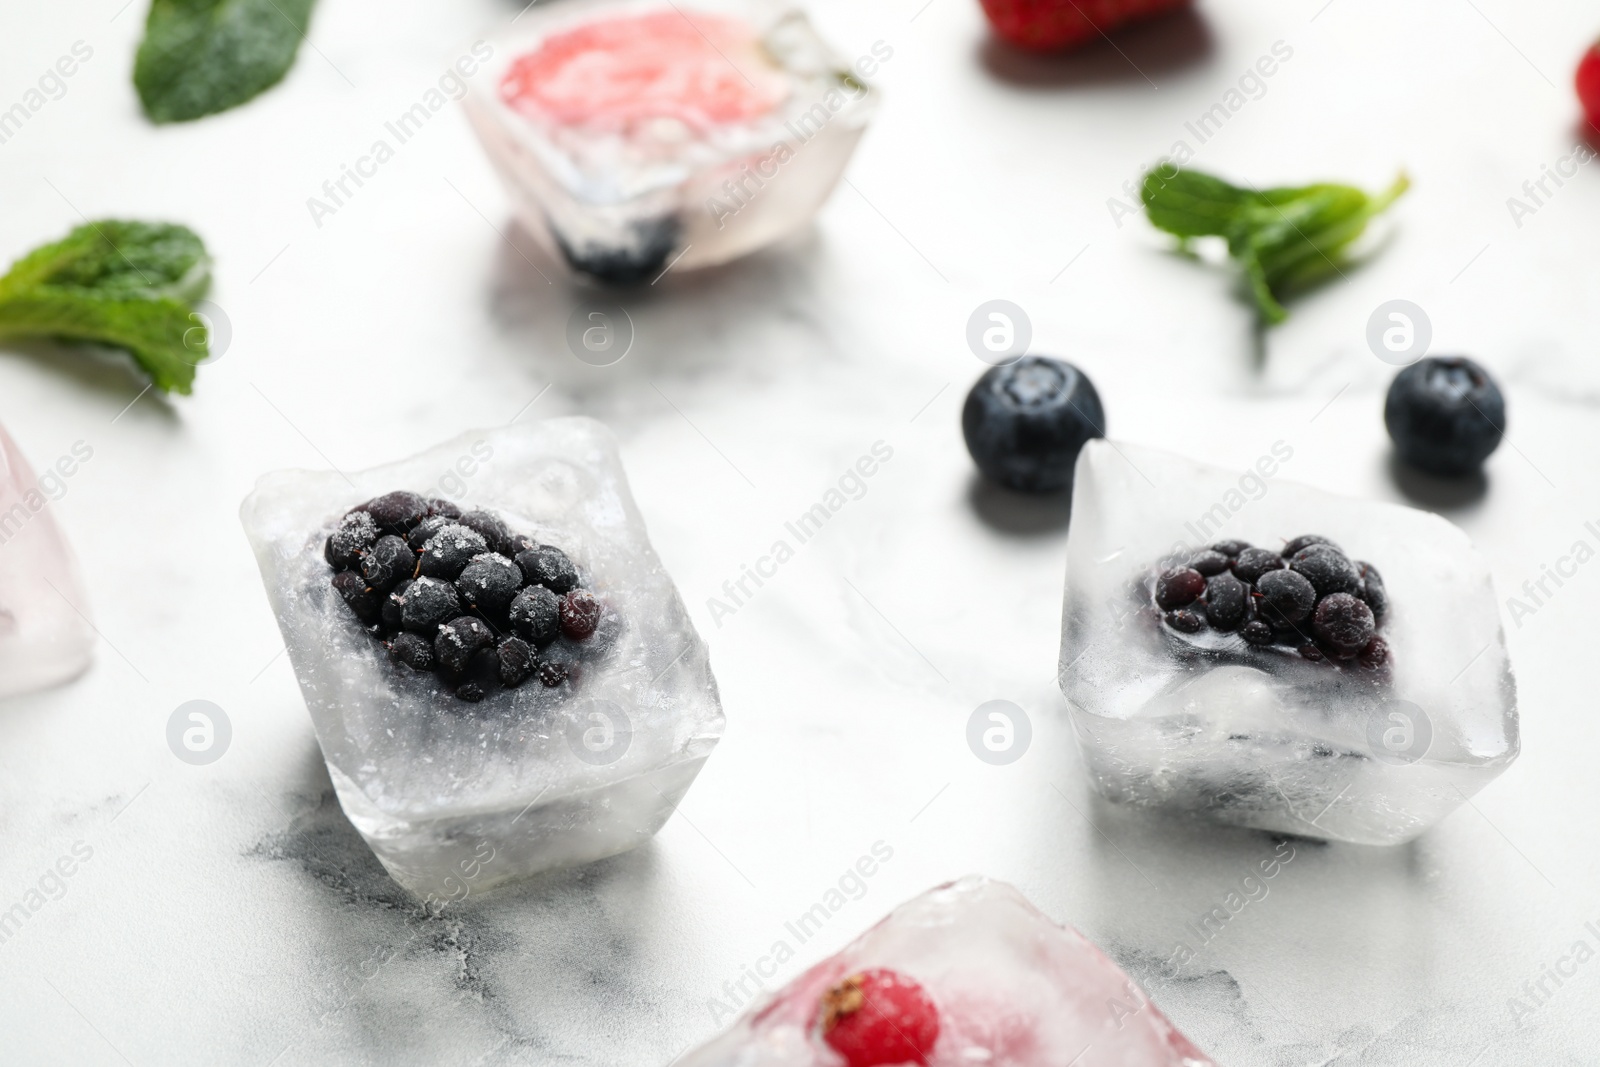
xmin=817 ymin=969 xmax=940 ymax=1067
xmin=1578 ymin=42 xmax=1600 ymax=128
xmin=979 ymin=0 xmax=1192 ymax=53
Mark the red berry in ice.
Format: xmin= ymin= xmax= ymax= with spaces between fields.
xmin=979 ymin=0 xmax=1191 ymax=53
xmin=1155 ymin=566 xmax=1205 ymax=610
xmin=1579 ymin=43 xmax=1600 ymax=128
xmin=818 ymin=969 xmax=940 ymax=1067
xmin=560 ymin=590 xmax=601 ymax=640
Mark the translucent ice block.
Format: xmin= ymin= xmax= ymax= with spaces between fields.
xmin=462 ymin=0 xmax=879 ymax=283
xmin=239 ymin=417 xmax=722 ymax=898
xmin=0 ymin=425 xmax=93 ymax=699
xmin=677 ymin=876 xmax=1214 ymax=1067
xmin=1059 ymin=441 xmax=1518 ymax=845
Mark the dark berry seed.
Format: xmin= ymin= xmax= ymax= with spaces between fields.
xmin=406 ymin=514 xmax=452 ymax=552
xmin=1299 ymin=644 xmax=1326 ymax=662
xmin=1255 ymin=569 xmax=1317 ymax=625
xmin=1384 ymin=355 xmax=1506 ymax=476
xmin=1189 ymin=550 xmax=1231 ymax=577
xmin=497 ymin=637 xmax=536 ymax=687
xmin=419 ymin=524 xmax=488 ymax=580
xmin=361 ymin=535 xmax=416 ymax=593
xmin=518 ymin=545 xmax=579 ymax=594
xmin=1359 ymin=635 xmax=1391 ymax=670
xmin=332 ymin=571 xmax=383 ymax=624
xmin=401 ymin=577 xmax=462 ymax=635
xmin=383 ymin=578 xmax=412 ymax=631
xmin=455 ymin=553 xmax=523 ymax=622
xmin=435 ymin=616 xmax=494 ymax=674
xmin=459 ymin=509 xmax=515 ymax=557
xmin=560 ymin=590 xmax=602 ymax=639
xmin=327 ymin=510 xmax=379 ymax=571
xmin=1281 ymin=534 xmax=1338 ymax=559
xmin=427 ymin=498 xmax=463 ymax=520
xmin=1240 ymin=620 xmax=1275 ymax=645
xmin=508 ymin=585 xmax=562 ymax=647
xmin=1155 ymin=567 xmax=1206 ymax=610
xmin=1210 ymin=540 xmax=1250 ymax=557
xmin=1232 ymin=547 xmax=1285 ymax=584
xmin=961 ymin=356 xmax=1106 ymax=493
xmin=362 ymin=491 xmax=430 ymax=535
xmin=389 ymin=632 xmax=434 ymax=671
xmin=1204 ymin=572 xmax=1248 ymax=630
xmin=537 ymin=660 xmax=568 ymax=687
xmin=1356 ymin=561 xmax=1388 ymax=622
xmin=1165 ymin=608 xmax=1205 ymax=633
xmin=1312 ymin=592 xmax=1375 ymax=654
xmin=1289 ymin=545 xmax=1361 ymax=598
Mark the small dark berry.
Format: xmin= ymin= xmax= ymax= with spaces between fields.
xmin=508 ymin=585 xmax=562 ymax=647
xmin=401 ymin=577 xmax=462 ymax=634
xmin=1359 ymin=635 xmax=1391 ymax=669
xmin=1255 ymin=569 xmax=1317 ymax=625
xmin=427 ymin=497 xmax=463 ymax=520
xmin=506 ymin=532 xmax=540 ymax=556
xmin=361 ymin=535 xmax=416 ymax=593
xmin=1165 ymin=608 xmax=1205 ymax=633
xmin=362 ymin=491 xmax=430 ymax=535
xmin=1232 ymin=547 xmax=1285 ymax=584
xmin=332 ymin=571 xmax=383 ymax=624
xmin=459 ymin=509 xmax=515 ymax=556
xmin=1289 ymin=545 xmax=1361 ymax=598
xmin=1210 ymin=540 xmax=1250 ymax=557
xmin=383 ymin=578 xmax=412 ymax=631
xmin=1240 ymin=620 xmax=1275 ymax=645
xmin=1384 ymin=356 xmax=1506 ymax=476
xmin=537 ymin=660 xmax=569 ymax=687
xmin=419 ymin=524 xmax=488 ymax=580
xmin=435 ymin=616 xmax=494 ymax=674
xmin=455 ymin=553 xmax=523 ymax=622
xmin=1356 ymin=562 xmax=1388 ymax=622
xmin=1281 ymin=534 xmax=1338 ymax=559
xmin=1204 ymin=572 xmax=1247 ymax=630
xmin=961 ymin=356 xmax=1106 ymax=493
xmin=456 ymin=680 xmax=487 ymax=703
xmin=518 ymin=545 xmax=579 ymax=594
xmin=406 ymin=514 xmax=452 ymax=552
xmin=1155 ymin=567 xmax=1205 ymax=610
xmin=389 ymin=632 xmax=434 ymax=671
xmin=497 ymin=637 xmax=536 ymax=687
xmin=1299 ymin=644 xmax=1325 ymax=662
xmin=561 ymin=590 xmax=602 ymax=639
xmin=1189 ymin=550 xmax=1230 ymax=576
xmin=326 ymin=510 xmax=378 ymax=570
xmin=1312 ymin=592 xmax=1375 ymax=655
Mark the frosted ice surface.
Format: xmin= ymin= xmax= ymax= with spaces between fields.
xmin=0 ymin=425 xmax=93 ymax=699
xmin=240 ymin=418 xmax=722 ymax=897
xmin=1059 ymin=441 xmax=1518 ymax=845
xmin=677 ymin=876 xmax=1215 ymax=1067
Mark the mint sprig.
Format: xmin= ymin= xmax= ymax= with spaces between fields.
xmin=1141 ymin=167 xmax=1409 ymax=324
xmin=135 ymin=0 xmax=318 ymax=123
xmin=0 ymin=221 xmax=213 ymax=394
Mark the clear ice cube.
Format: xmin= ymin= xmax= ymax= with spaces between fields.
xmin=239 ymin=417 xmax=723 ymax=898
xmin=462 ymin=0 xmax=878 ymax=283
xmin=0 ymin=425 xmax=93 ymax=700
xmin=1059 ymin=440 xmax=1518 ymax=845
xmin=676 ymin=876 xmax=1215 ymax=1067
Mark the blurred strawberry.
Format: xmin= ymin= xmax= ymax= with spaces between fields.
xmin=1577 ymin=41 xmax=1600 ymax=128
xmin=979 ymin=0 xmax=1191 ymax=52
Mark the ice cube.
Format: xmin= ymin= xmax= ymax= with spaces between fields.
xmin=0 ymin=425 xmax=93 ymax=699
xmin=462 ymin=0 xmax=878 ymax=283
xmin=1059 ymin=440 xmax=1518 ymax=845
xmin=676 ymin=876 xmax=1215 ymax=1067
xmin=239 ymin=417 xmax=723 ymax=898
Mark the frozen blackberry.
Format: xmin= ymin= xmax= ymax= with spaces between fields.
xmin=456 ymin=553 xmax=523 ymax=622
xmin=1281 ymin=534 xmax=1337 ymax=558
xmin=508 ymin=585 xmax=561 ymax=647
xmin=1204 ymin=572 xmax=1247 ymax=630
xmin=1189 ymin=550 xmax=1231 ymax=577
xmin=1313 ymin=593 xmax=1375 ymax=657
xmin=459 ymin=509 xmax=515 ymax=556
xmin=326 ymin=510 xmax=378 ymax=571
xmin=497 ymin=637 xmax=536 ymax=687
xmin=406 ymin=514 xmax=452 ymax=552
xmin=1165 ymin=608 xmax=1205 ymax=633
xmin=1240 ymin=619 xmax=1275 ymax=646
xmin=1356 ymin=561 xmax=1388 ymax=622
xmin=1359 ymin=635 xmax=1391 ymax=669
xmin=332 ymin=571 xmax=383 ymax=624
xmin=401 ymin=577 xmax=461 ymax=634
xmin=518 ymin=545 xmax=579 ymax=594
xmin=1255 ymin=569 xmax=1316 ymax=625
xmin=1155 ymin=567 xmax=1205 ymax=610
xmin=1210 ymin=540 xmax=1250 ymax=557
xmin=427 ymin=498 xmax=462 ymax=520
xmin=1289 ymin=544 xmax=1361 ymax=598
xmin=389 ymin=632 xmax=434 ymax=671
xmin=434 ymin=616 xmax=494 ymax=674
xmin=419 ymin=524 xmax=488 ymax=580
xmin=382 ymin=578 xmax=412 ymax=631
xmin=1232 ymin=547 xmax=1285 ymax=584
xmin=362 ymin=491 xmax=430 ymax=535
xmin=537 ymin=659 xmax=569 ymax=687
xmin=361 ymin=534 xmax=416 ymax=593
xmin=560 ymin=590 xmax=602 ymax=639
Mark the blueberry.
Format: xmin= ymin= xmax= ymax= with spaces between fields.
xmin=434 ymin=616 xmax=494 ymax=675
xmin=459 ymin=510 xmax=515 ymax=557
xmin=1359 ymin=635 xmax=1391 ymax=670
xmin=554 ymin=215 xmax=681 ymax=286
xmin=331 ymin=571 xmax=383 ymax=624
xmin=1356 ymin=561 xmax=1388 ymax=622
xmin=1155 ymin=567 xmax=1205 ymax=610
xmin=1204 ymin=572 xmax=1247 ymax=631
xmin=1385 ymin=356 xmax=1506 ymax=476
xmin=361 ymin=491 xmax=430 ymax=535
xmin=361 ymin=535 xmax=415 ymax=593
xmin=1189 ymin=550 xmax=1231 ymax=576
xmin=1281 ymin=534 xmax=1338 ymax=559
xmin=517 ymin=546 xmax=578 ymax=594
xmin=326 ymin=511 xmax=378 ymax=571
xmin=1255 ymin=569 xmax=1316 ymax=625
xmin=389 ymin=632 xmax=434 ymax=671
xmin=508 ymin=585 xmax=561 ymax=647
xmin=1289 ymin=544 xmax=1361 ymax=598
xmin=455 ymin=553 xmax=523 ymax=622
xmin=537 ymin=659 xmax=569 ymax=687
xmin=401 ymin=577 xmax=462 ymax=635
xmin=419 ymin=524 xmax=488 ymax=580
xmin=1165 ymin=608 xmax=1205 ymax=633
xmin=560 ymin=590 xmax=601 ymax=640
xmin=1312 ymin=593 xmax=1375 ymax=656
xmin=497 ymin=637 xmax=536 ymax=687
xmin=382 ymin=578 xmax=412 ymax=631
xmin=1299 ymin=644 xmax=1326 ymax=662
xmin=961 ymin=356 xmax=1105 ymax=493
xmin=427 ymin=498 xmax=463 ymax=520
xmin=1232 ymin=547 xmax=1285 ymax=584
xmin=406 ymin=514 xmax=452 ymax=552
xmin=1211 ymin=540 xmax=1250 ymax=557
xmin=1240 ymin=620 xmax=1275 ymax=645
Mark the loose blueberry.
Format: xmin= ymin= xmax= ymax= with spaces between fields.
xmin=1384 ymin=356 xmax=1506 ymax=476
xmin=1240 ymin=619 xmax=1275 ymax=645
xmin=554 ymin=214 xmax=681 ymax=286
xmin=362 ymin=491 xmax=430 ymax=535
xmin=1155 ymin=567 xmax=1205 ymax=610
xmin=401 ymin=577 xmax=462 ymax=635
xmin=1204 ymin=572 xmax=1247 ymax=630
xmin=561 ymin=590 xmax=601 ymax=639
xmin=508 ymin=585 xmax=562 ymax=647
xmin=1281 ymin=534 xmax=1337 ymax=558
xmin=1289 ymin=544 xmax=1361 ymax=598
xmin=455 ymin=553 xmax=523 ymax=622
xmin=326 ymin=510 xmax=379 ymax=570
xmin=361 ymin=535 xmax=416 ymax=593
xmin=331 ymin=571 xmax=383 ymax=624
xmin=1255 ymin=569 xmax=1316 ymax=625
xmin=961 ymin=356 xmax=1105 ymax=493
xmin=1189 ymin=550 xmax=1231 ymax=577
xmin=459 ymin=509 xmax=515 ymax=557
xmin=497 ymin=637 xmax=536 ymax=687
xmin=389 ymin=632 xmax=434 ymax=671
xmin=1313 ymin=592 xmax=1375 ymax=656
xmin=1356 ymin=561 xmax=1388 ymax=622
xmin=1210 ymin=540 xmax=1250 ymax=557
xmin=419 ymin=524 xmax=488 ymax=580
xmin=383 ymin=578 xmax=412 ymax=631
xmin=406 ymin=514 xmax=452 ymax=552
xmin=517 ymin=545 xmax=579 ymax=594
xmin=1165 ymin=608 xmax=1205 ymax=633
xmin=1232 ymin=547 xmax=1285 ymax=584
xmin=435 ymin=616 xmax=494 ymax=675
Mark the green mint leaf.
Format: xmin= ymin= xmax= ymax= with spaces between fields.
xmin=1142 ymin=167 xmax=1409 ymax=324
xmin=0 ymin=221 xmax=214 ymax=394
xmin=134 ymin=0 xmax=317 ymax=123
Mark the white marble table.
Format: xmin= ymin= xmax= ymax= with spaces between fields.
xmin=1 ymin=0 xmax=1596 ymax=1062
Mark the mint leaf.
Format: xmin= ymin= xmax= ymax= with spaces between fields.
xmin=0 ymin=221 xmax=214 ymax=394
xmin=1141 ymin=167 xmax=1409 ymax=324
xmin=134 ymin=0 xmax=317 ymax=123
